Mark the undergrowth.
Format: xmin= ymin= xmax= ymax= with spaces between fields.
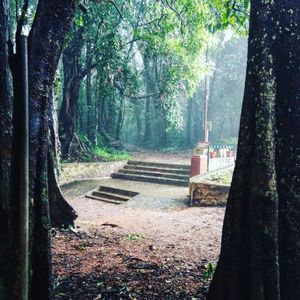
xmin=92 ymin=147 xmax=131 ymax=162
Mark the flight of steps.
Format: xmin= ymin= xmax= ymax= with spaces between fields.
xmin=86 ymin=186 xmax=139 ymax=204
xmin=112 ymin=160 xmax=190 ymax=187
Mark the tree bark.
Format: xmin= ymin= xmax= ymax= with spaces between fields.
xmin=208 ymin=1 xmax=300 ymax=299
xmin=0 ymin=1 xmax=15 ymax=298
xmin=48 ymin=91 xmax=77 ymax=227
xmin=59 ymin=27 xmax=84 ymax=158
xmin=28 ymin=2 xmax=76 ymax=298
xmin=0 ymin=0 xmax=76 ymax=298
xmin=86 ymin=60 xmax=96 ymax=146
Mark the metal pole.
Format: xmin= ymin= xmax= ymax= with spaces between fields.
xmin=20 ymin=25 xmax=29 ymax=300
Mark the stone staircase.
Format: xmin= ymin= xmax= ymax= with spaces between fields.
xmin=112 ymin=160 xmax=190 ymax=187
xmin=86 ymin=186 xmax=139 ymax=204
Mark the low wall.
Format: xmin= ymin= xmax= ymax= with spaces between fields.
xmin=189 ymin=167 xmax=232 ymax=206
xmin=59 ymin=161 xmax=128 ymax=185
xmin=208 ymin=157 xmax=235 ymax=171
xmin=189 ymin=182 xmax=230 ymax=206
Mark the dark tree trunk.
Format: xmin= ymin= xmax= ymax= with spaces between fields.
xmin=208 ymin=1 xmax=300 ymax=299
xmin=0 ymin=1 xmax=15 ymax=298
xmin=59 ymin=27 xmax=84 ymax=158
xmin=28 ymin=2 xmax=76 ymax=298
xmin=0 ymin=0 xmax=76 ymax=298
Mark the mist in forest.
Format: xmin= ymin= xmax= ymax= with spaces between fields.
xmin=121 ymin=37 xmax=248 ymax=150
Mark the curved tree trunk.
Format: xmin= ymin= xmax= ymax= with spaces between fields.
xmin=208 ymin=1 xmax=300 ymax=299
xmin=59 ymin=28 xmax=84 ymax=158
xmin=48 ymin=91 xmax=77 ymax=227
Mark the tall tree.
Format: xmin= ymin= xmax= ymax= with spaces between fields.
xmin=208 ymin=1 xmax=300 ymax=299
xmin=0 ymin=0 xmax=76 ymax=298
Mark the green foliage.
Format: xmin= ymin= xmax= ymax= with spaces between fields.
xmin=58 ymin=0 xmax=249 ymax=155
xmin=92 ymin=147 xmax=131 ymax=162
xmin=202 ymin=262 xmax=216 ymax=280
xmin=124 ymin=233 xmax=144 ymax=241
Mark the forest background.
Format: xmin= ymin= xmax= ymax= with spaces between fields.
xmin=16 ymin=0 xmax=248 ymax=161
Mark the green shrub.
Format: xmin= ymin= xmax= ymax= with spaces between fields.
xmin=92 ymin=146 xmax=131 ymax=161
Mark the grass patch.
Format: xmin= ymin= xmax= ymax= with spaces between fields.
xmin=92 ymin=147 xmax=132 ymax=162
xmin=124 ymin=233 xmax=145 ymax=241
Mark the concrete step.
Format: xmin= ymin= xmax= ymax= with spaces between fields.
xmin=99 ymin=186 xmax=139 ymax=198
xmin=119 ymin=169 xmax=190 ymax=180
xmin=123 ymin=165 xmax=190 ymax=175
xmin=128 ymin=160 xmax=190 ymax=171
xmin=112 ymin=172 xmax=188 ymax=187
xmin=92 ymin=191 xmax=129 ymax=202
xmin=85 ymin=194 xmax=124 ymax=204
xmin=85 ymin=185 xmax=139 ymax=205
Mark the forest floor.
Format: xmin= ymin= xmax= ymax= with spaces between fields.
xmin=52 ymin=151 xmax=228 ymax=300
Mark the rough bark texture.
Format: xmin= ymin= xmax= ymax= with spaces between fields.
xmin=207 ymin=1 xmax=300 ymax=299
xmin=48 ymin=92 xmax=78 ymax=227
xmin=0 ymin=1 xmax=76 ymax=299
xmin=0 ymin=1 xmax=14 ymax=298
xmin=28 ymin=2 xmax=77 ymax=298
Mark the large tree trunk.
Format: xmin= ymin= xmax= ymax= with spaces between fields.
xmin=48 ymin=92 xmax=77 ymax=227
xmin=0 ymin=1 xmax=76 ymax=298
xmin=28 ymin=2 xmax=76 ymax=298
xmin=0 ymin=1 xmax=15 ymax=298
xmin=208 ymin=1 xmax=300 ymax=299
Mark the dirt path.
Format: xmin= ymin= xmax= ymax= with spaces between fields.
xmin=53 ymin=151 xmax=228 ymax=299
xmin=53 ymin=173 xmax=225 ymax=299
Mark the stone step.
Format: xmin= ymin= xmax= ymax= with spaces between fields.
xmin=92 ymin=191 xmax=129 ymax=202
xmin=128 ymin=160 xmax=190 ymax=171
xmin=85 ymin=194 xmax=124 ymax=204
xmin=99 ymin=186 xmax=139 ymax=198
xmin=119 ymin=169 xmax=190 ymax=180
xmin=112 ymin=173 xmax=188 ymax=187
xmin=123 ymin=165 xmax=190 ymax=175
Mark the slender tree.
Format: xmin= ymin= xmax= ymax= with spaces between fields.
xmin=208 ymin=1 xmax=300 ymax=299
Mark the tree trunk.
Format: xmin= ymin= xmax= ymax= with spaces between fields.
xmin=48 ymin=91 xmax=77 ymax=227
xmin=135 ymin=103 xmax=143 ymax=145
xmin=0 ymin=0 xmax=76 ymax=298
xmin=208 ymin=1 xmax=300 ymax=299
xmin=142 ymin=52 xmax=156 ymax=146
xmin=86 ymin=64 xmax=96 ymax=146
xmin=59 ymin=27 xmax=84 ymax=158
xmin=186 ymin=97 xmax=193 ymax=146
xmin=0 ymin=1 xmax=15 ymax=298
xmin=143 ymin=98 xmax=151 ymax=144
xmin=115 ymin=97 xmax=125 ymax=142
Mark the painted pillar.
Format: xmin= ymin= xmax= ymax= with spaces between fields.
xmin=190 ymin=142 xmax=209 ymax=177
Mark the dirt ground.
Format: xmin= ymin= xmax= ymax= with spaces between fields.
xmin=53 ymin=152 xmax=226 ymax=299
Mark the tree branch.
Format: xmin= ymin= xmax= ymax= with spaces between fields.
xmin=124 ymin=92 xmax=160 ymax=100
